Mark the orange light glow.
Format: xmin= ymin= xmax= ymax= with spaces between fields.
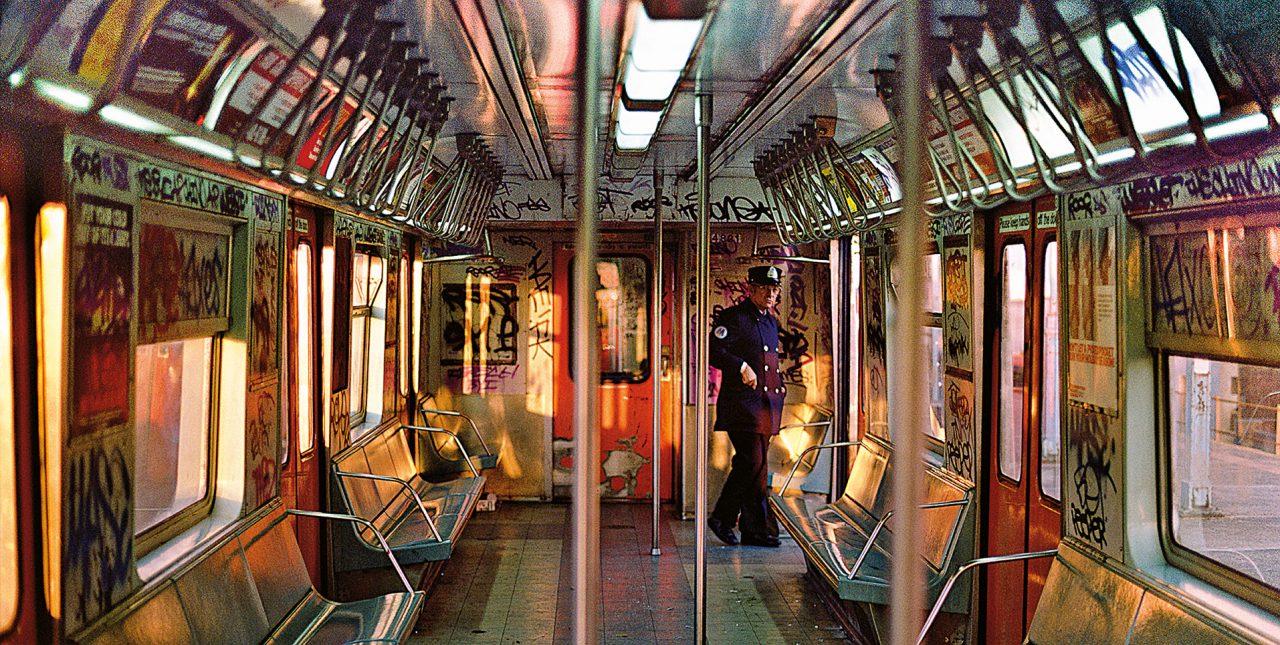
xmin=37 ymin=202 xmax=67 ymax=620
xmin=0 ymin=195 xmax=18 ymax=630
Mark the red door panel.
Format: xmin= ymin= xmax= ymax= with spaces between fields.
xmin=552 ymin=244 xmax=675 ymax=501
xmin=984 ymin=197 xmax=1062 ymax=643
xmin=285 ymin=204 xmax=324 ymax=582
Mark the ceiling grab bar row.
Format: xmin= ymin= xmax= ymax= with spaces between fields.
xmin=211 ymin=0 xmax=491 ymax=241
xmin=753 ymin=116 xmax=896 ymax=245
xmin=870 ymin=0 xmax=1280 ymax=215
xmin=414 ymin=134 xmax=502 ymax=247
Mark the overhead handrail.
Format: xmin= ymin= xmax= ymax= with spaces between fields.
xmin=915 ymin=548 xmax=1059 ymax=644
xmin=286 ymin=509 xmax=416 ymax=593
xmin=870 ymin=0 xmax=1280 ymax=215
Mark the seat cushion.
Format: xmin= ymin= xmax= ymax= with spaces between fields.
xmin=265 ymin=590 xmax=424 ymax=644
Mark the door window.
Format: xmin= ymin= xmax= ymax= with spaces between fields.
xmin=999 ymin=243 xmax=1027 ymax=481
xmin=0 ymin=196 xmax=16 ymax=632
xmin=1040 ymin=241 xmax=1061 ymax=500
xmin=295 ymin=243 xmax=314 ymax=455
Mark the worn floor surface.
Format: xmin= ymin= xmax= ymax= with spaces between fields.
xmin=408 ymin=502 xmax=850 ymax=644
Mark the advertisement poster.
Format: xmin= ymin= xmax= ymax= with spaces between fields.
xmin=1065 ymin=224 xmax=1118 ymax=411
xmin=125 ymin=0 xmax=253 ymax=119
xmin=70 ymin=195 xmax=133 ymax=438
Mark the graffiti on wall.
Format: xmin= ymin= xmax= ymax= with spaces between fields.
xmin=65 ymin=442 xmax=133 ymax=631
xmin=1066 ymin=404 xmax=1121 ymax=556
xmin=944 ymin=376 xmax=975 ymax=481
xmin=1148 ymin=231 xmax=1221 ymax=338
xmin=250 ymin=229 xmax=280 ymax=383
xmin=488 ymin=176 xmax=775 ymax=223
xmin=246 ymin=386 xmax=279 ymax=508
xmin=441 ymin=282 xmax=520 ymax=365
xmin=71 ymin=195 xmax=133 ymax=438
xmin=863 ymin=252 xmax=888 ymax=434
xmin=137 ymin=221 xmax=230 ymax=339
xmin=943 ymin=244 xmax=973 ymax=372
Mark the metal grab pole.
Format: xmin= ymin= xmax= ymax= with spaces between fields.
xmin=694 ymin=90 xmax=712 ymax=645
xmin=890 ymin=0 xmax=932 ymax=642
xmin=573 ymin=0 xmax=601 ymax=642
xmin=652 ymin=159 xmax=664 ymax=557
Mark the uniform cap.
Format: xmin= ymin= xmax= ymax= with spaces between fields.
xmin=747 ymin=265 xmax=782 ymax=286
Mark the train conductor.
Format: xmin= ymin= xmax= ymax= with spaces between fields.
xmin=707 ymin=265 xmax=786 ymax=547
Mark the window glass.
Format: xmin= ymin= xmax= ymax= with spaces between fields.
xmin=999 ymin=243 xmax=1027 ymax=481
xmin=349 ymin=252 xmax=384 ymax=428
xmin=134 ymin=337 xmax=214 ymax=534
xmin=412 ymin=258 xmax=423 ymax=393
xmin=885 ymin=251 xmax=946 ymax=441
xmin=295 ymin=244 xmax=314 ymax=455
xmin=0 ymin=196 xmax=17 ymax=631
xmin=1167 ymin=355 xmax=1280 ymax=587
xmin=399 ymin=253 xmax=410 ymax=396
xmin=594 ymin=257 xmax=650 ymax=382
xmin=924 ymin=325 xmax=945 ymax=440
xmin=924 ymin=252 xmax=943 ymax=314
xmin=349 ymin=314 xmax=368 ymax=421
xmin=1040 ymin=241 xmax=1061 ymax=500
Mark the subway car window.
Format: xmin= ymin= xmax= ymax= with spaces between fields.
xmin=924 ymin=252 xmax=944 ymax=441
xmin=1167 ymin=356 xmax=1280 ymax=588
xmin=295 ymin=243 xmax=314 ymax=456
xmin=595 ymin=257 xmax=649 ymax=382
xmin=349 ymin=251 xmax=385 ymax=429
xmin=887 ymin=251 xmax=945 ymax=441
xmin=133 ymin=338 xmax=215 ymax=535
xmin=1040 ymin=241 xmax=1061 ymax=501
xmin=999 ymin=243 xmax=1027 ymax=482
xmin=399 ymin=252 xmax=410 ymax=396
xmin=0 ymin=195 xmax=16 ymax=631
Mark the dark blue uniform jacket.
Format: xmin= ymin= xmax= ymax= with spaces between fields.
xmin=710 ymin=299 xmax=785 ymax=435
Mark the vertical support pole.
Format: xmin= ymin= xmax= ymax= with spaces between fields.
xmin=694 ymin=89 xmax=712 ymax=645
xmin=891 ymin=0 xmax=931 ymax=642
xmin=652 ymin=159 xmax=664 ymax=557
xmin=572 ymin=0 xmax=601 ymax=642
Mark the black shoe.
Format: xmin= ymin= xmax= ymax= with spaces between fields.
xmin=740 ymin=534 xmax=781 ymax=547
xmin=708 ymin=518 xmax=738 ymax=545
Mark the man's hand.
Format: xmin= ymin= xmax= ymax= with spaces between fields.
xmin=740 ymin=363 xmax=758 ymax=389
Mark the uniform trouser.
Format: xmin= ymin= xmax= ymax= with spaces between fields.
xmin=711 ymin=431 xmax=779 ymax=539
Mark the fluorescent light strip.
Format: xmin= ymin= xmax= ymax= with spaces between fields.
xmin=32 ymin=80 xmax=92 ymax=113
xmin=616 ymin=104 xmax=661 ymax=136
xmin=630 ymin=10 xmax=702 ymax=72
xmin=99 ymin=104 xmax=175 ymax=134
xmin=168 ymin=136 xmax=235 ymax=161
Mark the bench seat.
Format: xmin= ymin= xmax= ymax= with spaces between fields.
xmin=73 ymin=501 xmax=422 ymax=645
xmin=331 ymin=423 xmax=486 ymax=574
xmin=1027 ymin=542 xmax=1251 ymax=644
xmin=769 ymin=435 xmax=975 ymax=613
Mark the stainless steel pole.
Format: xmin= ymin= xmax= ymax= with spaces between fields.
xmin=573 ymin=0 xmax=601 ymax=642
xmin=890 ymin=0 xmax=931 ymax=642
xmin=694 ymin=89 xmax=712 ymax=645
xmin=651 ymin=158 xmax=664 ymax=557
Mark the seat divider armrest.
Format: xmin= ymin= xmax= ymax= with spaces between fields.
xmin=402 ymin=425 xmax=480 ymax=477
xmin=780 ymin=440 xmax=861 ymax=492
xmin=419 ymin=407 xmax=494 ymax=457
xmin=332 ymin=470 xmax=444 ymax=542
xmin=916 ymin=549 xmax=1058 ymax=645
xmin=286 ymin=509 xmax=417 ymax=593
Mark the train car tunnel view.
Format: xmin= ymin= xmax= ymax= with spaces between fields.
xmin=4 ymin=0 xmax=1280 ymax=643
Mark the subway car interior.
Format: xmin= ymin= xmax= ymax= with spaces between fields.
xmin=3 ymin=0 xmax=1280 ymax=643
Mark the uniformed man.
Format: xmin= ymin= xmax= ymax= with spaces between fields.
xmin=707 ymin=265 xmax=785 ymax=547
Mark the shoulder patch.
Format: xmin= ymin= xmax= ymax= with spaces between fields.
xmin=713 ymin=326 xmax=728 ymax=339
